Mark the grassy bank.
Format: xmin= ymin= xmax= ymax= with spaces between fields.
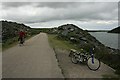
xmin=2 ymin=37 xmax=19 ymax=51
xmin=48 ymin=34 xmax=80 ymax=51
xmin=2 ymin=27 xmax=41 ymax=51
xmin=2 ymin=34 xmax=38 ymax=51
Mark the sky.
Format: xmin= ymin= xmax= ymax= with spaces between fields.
xmin=0 ymin=1 xmax=119 ymax=30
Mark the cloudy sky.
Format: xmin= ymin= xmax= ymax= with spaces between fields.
xmin=0 ymin=2 xmax=119 ymax=30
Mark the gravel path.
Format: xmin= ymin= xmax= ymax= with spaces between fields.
xmin=3 ymin=33 xmax=64 ymax=78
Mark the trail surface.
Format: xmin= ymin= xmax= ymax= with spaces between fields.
xmin=3 ymin=33 xmax=63 ymax=78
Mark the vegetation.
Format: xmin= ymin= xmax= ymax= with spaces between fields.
xmin=2 ymin=20 xmax=30 ymax=43
xmin=48 ymin=34 xmax=80 ymax=51
xmin=2 ymin=20 xmax=41 ymax=50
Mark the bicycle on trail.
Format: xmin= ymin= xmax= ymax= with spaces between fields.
xmin=69 ymin=47 xmax=101 ymax=71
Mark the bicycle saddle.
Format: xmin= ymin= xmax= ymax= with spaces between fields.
xmin=70 ymin=49 xmax=77 ymax=52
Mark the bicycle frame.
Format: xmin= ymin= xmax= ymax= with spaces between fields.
xmin=70 ymin=48 xmax=95 ymax=63
xmin=89 ymin=48 xmax=95 ymax=64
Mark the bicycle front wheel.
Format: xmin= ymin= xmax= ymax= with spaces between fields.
xmin=87 ymin=57 xmax=101 ymax=71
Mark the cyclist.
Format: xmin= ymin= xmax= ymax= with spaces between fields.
xmin=18 ymin=29 xmax=25 ymax=45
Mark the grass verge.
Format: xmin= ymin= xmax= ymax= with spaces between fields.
xmin=2 ymin=34 xmax=37 ymax=51
xmin=48 ymin=34 xmax=80 ymax=51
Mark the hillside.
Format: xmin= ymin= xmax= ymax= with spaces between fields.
xmin=57 ymin=24 xmax=105 ymax=51
xmin=51 ymin=24 xmax=120 ymax=75
xmin=108 ymin=26 xmax=120 ymax=33
xmin=1 ymin=20 xmax=40 ymax=47
xmin=2 ymin=20 xmax=31 ymax=43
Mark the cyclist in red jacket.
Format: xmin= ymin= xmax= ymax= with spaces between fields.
xmin=18 ymin=29 xmax=25 ymax=44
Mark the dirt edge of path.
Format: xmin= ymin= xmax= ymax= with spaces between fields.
xmin=53 ymin=47 xmax=65 ymax=78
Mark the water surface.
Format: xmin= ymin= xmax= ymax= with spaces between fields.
xmin=89 ymin=32 xmax=119 ymax=49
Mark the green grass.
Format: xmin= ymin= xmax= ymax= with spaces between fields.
xmin=2 ymin=34 xmax=37 ymax=51
xmin=2 ymin=37 xmax=19 ymax=51
xmin=48 ymin=34 xmax=81 ymax=51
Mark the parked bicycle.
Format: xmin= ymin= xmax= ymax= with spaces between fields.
xmin=69 ymin=48 xmax=101 ymax=71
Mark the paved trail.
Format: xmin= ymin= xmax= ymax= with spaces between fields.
xmin=3 ymin=33 xmax=64 ymax=78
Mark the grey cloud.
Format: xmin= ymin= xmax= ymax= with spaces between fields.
xmin=1 ymin=2 xmax=118 ymax=27
xmin=35 ymin=2 xmax=82 ymax=8
xmin=2 ymin=2 xmax=34 ymax=9
xmin=1 ymin=0 xmax=119 ymax=2
xmin=2 ymin=2 xmax=117 ymax=9
xmin=1 ymin=2 xmax=89 ymax=9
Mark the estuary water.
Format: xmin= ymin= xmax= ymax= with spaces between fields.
xmin=89 ymin=32 xmax=119 ymax=49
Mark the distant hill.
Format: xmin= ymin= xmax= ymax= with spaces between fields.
xmin=86 ymin=30 xmax=109 ymax=32
xmin=108 ymin=26 xmax=120 ymax=33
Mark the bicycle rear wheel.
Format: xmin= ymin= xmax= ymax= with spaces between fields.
xmin=71 ymin=55 xmax=78 ymax=64
xmin=87 ymin=57 xmax=101 ymax=71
